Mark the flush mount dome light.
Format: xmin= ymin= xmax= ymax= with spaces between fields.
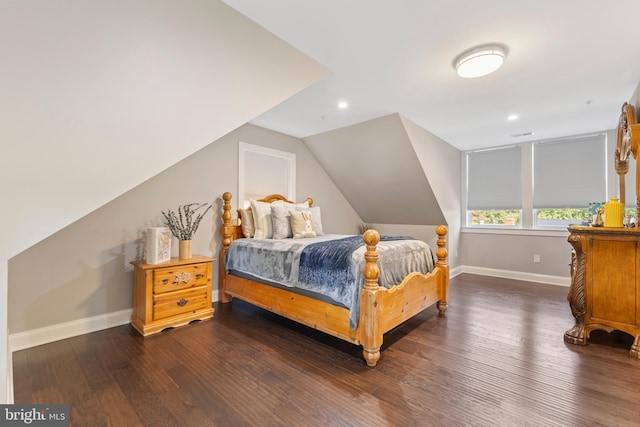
xmin=454 ymin=44 xmax=507 ymax=78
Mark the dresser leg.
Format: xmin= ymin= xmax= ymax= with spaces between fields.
xmin=564 ymin=324 xmax=588 ymax=346
xmin=631 ymin=336 xmax=640 ymax=359
xmin=565 ymin=233 xmax=588 ymax=346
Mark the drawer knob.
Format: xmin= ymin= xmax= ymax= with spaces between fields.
xmin=177 ymin=298 xmax=188 ymax=307
xmin=195 ymin=273 xmax=203 ymax=279
xmin=161 ymin=279 xmax=169 ymax=285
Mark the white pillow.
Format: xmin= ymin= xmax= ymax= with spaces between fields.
xmin=290 ymin=211 xmax=317 ymax=238
xmin=295 ymin=206 xmax=324 ymax=236
xmin=271 ymin=201 xmax=310 ymax=239
xmin=250 ymin=200 xmax=283 ymax=239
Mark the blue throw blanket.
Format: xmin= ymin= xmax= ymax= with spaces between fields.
xmin=299 ymin=236 xmax=363 ymax=286
xmin=298 ymin=235 xmax=414 ymax=328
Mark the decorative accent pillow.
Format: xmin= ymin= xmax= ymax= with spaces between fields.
xmin=295 ymin=206 xmax=324 ymax=236
xmin=250 ymin=199 xmax=284 ymax=239
xmin=271 ymin=201 xmax=311 ymax=239
xmin=290 ymin=211 xmax=317 ymax=238
xmin=238 ymin=208 xmax=255 ymax=238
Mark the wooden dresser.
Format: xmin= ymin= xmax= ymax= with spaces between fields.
xmin=565 ymin=226 xmax=640 ymax=358
xmin=130 ymin=255 xmax=214 ymax=336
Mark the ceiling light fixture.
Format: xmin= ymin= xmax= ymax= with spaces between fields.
xmin=507 ymin=114 xmax=519 ymax=121
xmin=337 ymin=101 xmax=349 ymax=109
xmin=454 ymin=44 xmax=507 ymax=78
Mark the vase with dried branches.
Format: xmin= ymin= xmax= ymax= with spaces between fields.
xmin=162 ymin=203 xmax=212 ymax=259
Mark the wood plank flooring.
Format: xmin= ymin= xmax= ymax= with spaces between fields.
xmin=12 ymin=274 xmax=640 ymax=426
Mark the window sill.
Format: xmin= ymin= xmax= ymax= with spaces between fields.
xmin=461 ymin=227 xmax=570 ymax=237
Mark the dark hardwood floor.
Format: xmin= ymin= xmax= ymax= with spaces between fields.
xmin=13 ymin=274 xmax=640 ymax=426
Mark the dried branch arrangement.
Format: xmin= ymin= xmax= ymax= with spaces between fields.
xmin=162 ymin=203 xmax=212 ymax=240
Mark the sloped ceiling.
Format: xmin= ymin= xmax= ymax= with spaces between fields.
xmin=0 ymin=0 xmax=330 ymax=260
xmin=303 ymin=113 xmax=446 ymax=225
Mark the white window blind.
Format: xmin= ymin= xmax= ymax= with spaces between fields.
xmin=467 ymin=146 xmax=522 ymax=210
xmin=533 ymin=134 xmax=606 ymax=209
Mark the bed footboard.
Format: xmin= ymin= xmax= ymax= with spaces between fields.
xmin=358 ymin=226 xmax=448 ymax=366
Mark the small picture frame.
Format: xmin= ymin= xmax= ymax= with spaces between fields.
xmin=146 ymin=227 xmax=172 ymax=264
xmin=588 ymin=202 xmax=605 ymax=227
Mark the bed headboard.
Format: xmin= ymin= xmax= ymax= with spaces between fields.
xmin=220 ymin=192 xmax=314 ymax=242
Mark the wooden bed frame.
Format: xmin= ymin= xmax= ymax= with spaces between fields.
xmin=218 ymin=192 xmax=449 ymax=367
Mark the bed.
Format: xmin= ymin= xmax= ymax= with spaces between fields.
xmin=218 ymin=192 xmax=449 ymax=366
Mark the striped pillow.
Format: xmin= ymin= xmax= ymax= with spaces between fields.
xmin=250 ymin=200 xmax=283 ymax=239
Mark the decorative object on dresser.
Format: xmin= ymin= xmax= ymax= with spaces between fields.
xmin=588 ymin=202 xmax=604 ymax=227
xmin=603 ymin=198 xmax=624 ymax=227
xmin=219 ymin=192 xmax=449 ymax=367
xmin=162 ymin=202 xmax=212 ymax=260
xmin=146 ymin=227 xmax=172 ymax=264
xmin=130 ymin=255 xmax=214 ymax=336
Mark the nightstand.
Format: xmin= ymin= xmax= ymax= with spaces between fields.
xmin=130 ymin=255 xmax=214 ymax=336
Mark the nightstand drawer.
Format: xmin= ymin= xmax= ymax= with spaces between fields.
xmin=153 ymin=286 xmax=208 ymax=321
xmin=153 ymin=262 xmax=210 ymax=294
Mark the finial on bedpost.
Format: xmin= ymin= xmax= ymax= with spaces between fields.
xmin=435 ymin=225 xmax=448 ymax=267
xmin=221 ymin=192 xmax=233 ymax=249
xmin=363 ymin=229 xmax=380 ymax=290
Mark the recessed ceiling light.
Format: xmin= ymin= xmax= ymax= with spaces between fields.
xmin=507 ymin=114 xmax=519 ymax=121
xmin=454 ymin=44 xmax=507 ymax=78
xmin=337 ymin=101 xmax=349 ymax=109
xmin=511 ymin=131 xmax=535 ymax=138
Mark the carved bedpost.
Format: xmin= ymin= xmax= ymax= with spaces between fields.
xmin=218 ymin=192 xmax=234 ymax=303
xmin=361 ymin=229 xmax=382 ymax=367
xmin=363 ymin=229 xmax=381 ymax=290
xmin=435 ymin=225 xmax=449 ymax=316
xmin=565 ymin=232 xmax=587 ymax=345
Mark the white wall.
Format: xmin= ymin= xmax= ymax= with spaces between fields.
xmin=401 ymin=115 xmax=462 ymax=268
xmin=303 ymin=114 xmax=446 ymax=226
xmin=0 ymin=0 xmax=329 ymax=403
xmin=631 ymin=82 xmax=640 ymax=111
xmin=8 ymin=124 xmax=361 ymax=336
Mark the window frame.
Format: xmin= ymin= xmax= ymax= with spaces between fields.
xmin=463 ymin=131 xmax=616 ymax=232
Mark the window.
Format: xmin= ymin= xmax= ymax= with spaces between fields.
xmin=533 ymin=134 xmax=607 ymax=227
xmin=467 ymin=146 xmax=521 ymax=226
xmin=533 ymin=135 xmax=606 ymax=228
xmin=465 ymin=132 xmax=609 ymax=229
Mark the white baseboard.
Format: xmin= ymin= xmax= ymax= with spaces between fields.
xmin=9 ymin=308 xmax=133 ymax=353
xmin=460 ymin=265 xmax=570 ymax=287
xmin=449 ymin=265 xmax=463 ymax=278
xmin=10 ymin=290 xmax=221 ymax=352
